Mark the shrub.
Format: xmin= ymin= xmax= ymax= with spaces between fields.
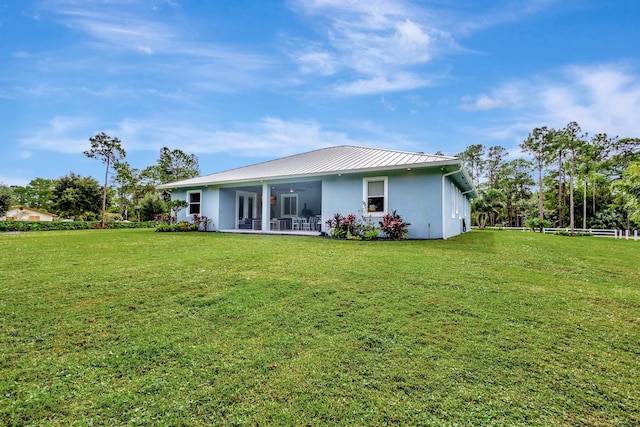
xmin=327 ymin=211 xmax=409 ymax=240
xmin=363 ymin=228 xmax=380 ymax=241
xmin=524 ymin=217 xmax=551 ymax=232
xmin=554 ymin=230 xmax=593 ymax=237
xmin=0 ymin=220 xmax=156 ymax=232
xmin=326 ymin=213 xmax=359 ymax=238
xmin=154 ymin=221 xmax=199 ymax=232
xmin=379 ymin=210 xmax=410 ymax=240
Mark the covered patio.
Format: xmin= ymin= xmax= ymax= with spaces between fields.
xmin=219 ymin=179 xmax=322 ymax=233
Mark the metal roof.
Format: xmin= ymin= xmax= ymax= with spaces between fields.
xmin=157 ymin=145 xmax=474 ymax=193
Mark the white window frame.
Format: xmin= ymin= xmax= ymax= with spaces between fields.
xmin=281 ymin=193 xmax=298 ymax=217
xmin=363 ymin=176 xmax=388 ymax=217
xmin=187 ymin=190 xmax=202 ymax=216
xmin=451 ymin=183 xmax=456 ymax=219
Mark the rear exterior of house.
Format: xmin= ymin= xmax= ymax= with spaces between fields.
xmin=158 ymin=146 xmax=475 ymax=239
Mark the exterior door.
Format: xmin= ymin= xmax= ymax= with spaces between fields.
xmin=236 ymin=191 xmax=258 ymax=226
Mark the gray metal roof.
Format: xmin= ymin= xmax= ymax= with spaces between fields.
xmin=158 ymin=145 xmax=473 ymax=193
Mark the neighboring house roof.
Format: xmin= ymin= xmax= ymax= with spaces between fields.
xmin=158 ymin=145 xmax=475 ymax=195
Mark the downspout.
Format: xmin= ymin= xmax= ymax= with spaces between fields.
xmin=442 ymin=167 xmax=463 ymax=240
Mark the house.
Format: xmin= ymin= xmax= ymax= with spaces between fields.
xmin=1 ymin=205 xmax=58 ymax=222
xmin=157 ymin=145 xmax=476 ymax=239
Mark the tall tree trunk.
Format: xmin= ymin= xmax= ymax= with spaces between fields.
xmin=538 ymin=162 xmax=544 ymax=219
xmin=557 ymin=153 xmax=564 ymax=228
xmin=592 ymin=175 xmax=597 ymax=220
xmin=101 ymin=157 xmax=109 ymax=229
xmin=569 ymin=154 xmax=575 ymax=235
xmin=583 ymin=179 xmax=587 ymax=229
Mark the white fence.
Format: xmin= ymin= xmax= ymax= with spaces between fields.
xmin=543 ymin=228 xmax=639 ymax=240
xmin=473 ymin=226 xmax=639 ymax=241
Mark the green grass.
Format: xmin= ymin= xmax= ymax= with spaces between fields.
xmin=1 ymin=230 xmax=638 ymax=426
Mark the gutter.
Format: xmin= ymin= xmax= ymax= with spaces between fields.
xmin=156 ymin=159 xmax=464 ymax=190
xmin=442 ymin=166 xmax=463 ymax=240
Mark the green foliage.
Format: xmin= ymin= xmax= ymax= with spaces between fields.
xmin=524 ymin=217 xmax=551 ymax=232
xmin=326 ymin=212 xmax=383 ymax=240
xmin=472 ymin=189 xmax=505 ymax=229
xmin=327 ymin=211 xmax=408 ymax=240
xmin=590 ymin=209 xmax=626 ymax=229
xmin=137 ymin=193 xmax=167 ymax=221
xmin=455 ymin=143 xmax=485 ymax=187
xmin=0 ymin=184 xmax=13 ymax=216
xmin=9 ymin=178 xmax=55 ymax=211
xmin=553 ymin=230 xmax=593 ymax=237
xmin=329 ymin=227 xmax=346 ymax=238
xmin=85 ymin=132 xmax=127 ymax=228
xmin=468 ymin=123 xmax=639 ymax=230
xmin=154 ymin=221 xmax=199 ymax=232
xmin=326 ymin=213 xmax=359 ymax=237
xmin=50 ymin=173 xmax=102 ymax=220
xmin=363 ymin=228 xmax=380 ymax=241
xmin=612 ymin=161 xmax=640 ymax=224
xmin=153 ymin=147 xmax=200 ymax=184
xmin=0 ymin=221 xmax=155 ymax=232
xmin=1 ymin=231 xmax=639 ymax=425
xmin=168 ymin=199 xmax=189 ymax=221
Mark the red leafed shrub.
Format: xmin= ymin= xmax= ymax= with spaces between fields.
xmin=379 ymin=210 xmax=410 ymax=240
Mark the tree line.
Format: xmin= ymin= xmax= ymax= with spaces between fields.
xmin=3 ymin=127 xmax=639 ymax=231
xmin=0 ymin=133 xmax=200 ymax=223
xmin=462 ymin=122 xmax=640 ymax=232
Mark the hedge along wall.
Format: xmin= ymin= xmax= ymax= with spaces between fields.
xmin=0 ymin=221 xmax=157 ymax=232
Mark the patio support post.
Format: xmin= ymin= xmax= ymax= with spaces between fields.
xmin=261 ymin=183 xmax=270 ymax=232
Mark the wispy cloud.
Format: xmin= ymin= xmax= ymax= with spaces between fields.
xmin=459 ymin=64 xmax=640 ymax=138
xmin=288 ymin=0 xmax=449 ymax=94
xmin=31 ymin=0 xmax=273 ymax=93
xmin=288 ymin=0 xmax=556 ymax=96
xmin=57 ymin=8 xmax=173 ymax=55
xmin=19 ymin=115 xmax=97 ymax=154
xmin=459 ymin=81 xmax=531 ymax=111
xmin=333 ymin=72 xmax=432 ymax=95
xmin=18 ymin=114 xmax=424 ymax=162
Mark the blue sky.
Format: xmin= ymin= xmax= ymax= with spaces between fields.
xmin=2 ymin=0 xmax=639 ymax=186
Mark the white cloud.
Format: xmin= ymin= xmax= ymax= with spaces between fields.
xmin=19 ymin=116 xmax=95 ymax=154
xmin=289 ymin=0 xmax=445 ymax=94
xmin=36 ymin=1 xmax=272 ymax=93
xmin=380 ymin=97 xmax=395 ymax=112
xmin=459 ymin=81 xmax=530 ymax=111
xmin=540 ymin=65 xmax=640 ymax=136
xmin=17 ymin=113 xmax=432 ymax=163
xmin=459 ymin=64 xmax=640 ymax=138
xmin=333 ymin=72 xmax=431 ymax=95
xmin=460 ymin=95 xmax=508 ymax=111
xmin=296 ymin=50 xmax=336 ymax=75
xmin=18 ymin=115 xmax=359 ymax=159
xmin=56 ymin=7 xmax=173 ymax=55
xmin=288 ymin=0 xmax=560 ymax=96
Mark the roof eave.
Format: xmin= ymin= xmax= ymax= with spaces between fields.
xmin=156 ymin=159 xmax=464 ymax=190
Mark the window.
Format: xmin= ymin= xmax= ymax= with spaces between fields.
xmin=451 ymin=183 xmax=456 ymax=219
xmin=282 ymin=194 xmax=298 ymax=216
xmin=450 ymin=183 xmax=462 ymax=219
xmin=187 ymin=190 xmax=201 ymax=215
xmin=364 ymin=177 xmax=388 ymax=216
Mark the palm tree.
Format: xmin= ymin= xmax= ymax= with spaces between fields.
xmin=472 ymin=189 xmax=505 ymax=229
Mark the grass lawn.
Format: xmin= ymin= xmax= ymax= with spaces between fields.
xmin=1 ymin=229 xmax=638 ymax=426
